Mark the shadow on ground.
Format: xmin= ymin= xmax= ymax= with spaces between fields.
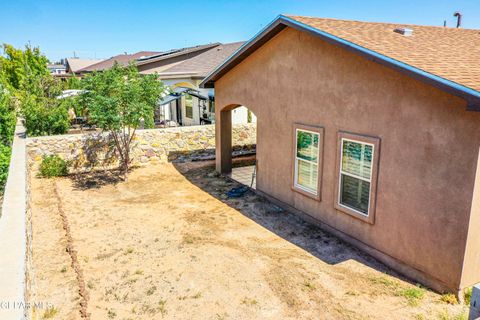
xmin=70 ymin=168 xmax=126 ymax=190
xmin=173 ymin=159 xmax=403 ymax=279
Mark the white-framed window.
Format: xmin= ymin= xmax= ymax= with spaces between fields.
xmin=294 ymin=128 xmax=320 ymax=195
xmin=338 ymin=138 xmax=374 ymax=216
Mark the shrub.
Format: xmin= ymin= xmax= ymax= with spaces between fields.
xmin=0 ymin=144 xmax=12 ymax=191
xmin=22 ymin=96 xmax=69 ymax=136
xmin=39 ymin=155 xmax=68 ymax=177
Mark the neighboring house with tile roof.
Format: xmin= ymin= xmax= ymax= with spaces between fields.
xmin=202 ymin=15 xmax=480 ymax=296
xmin=138 ymin=42 xmax=254 ymax=127
xmin=78 ymin=51 xmax=161 ymax=73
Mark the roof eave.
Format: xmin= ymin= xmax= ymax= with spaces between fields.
xmin=136 ymin=43 xmax=221 ymax=66
xmin=200 ymin=15 xmax=480 ymax=110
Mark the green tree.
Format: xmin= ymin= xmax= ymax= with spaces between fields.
xmin=81 ymin=63 xmax=163 ymax=177
xmin=0 ymin=43 xmax=69 ymax=136
xmin=1 ymin=43 xmax=49 ymax=91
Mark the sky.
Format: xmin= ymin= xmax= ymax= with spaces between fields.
xmin=2 ymin=0 xmax=480 ymax=62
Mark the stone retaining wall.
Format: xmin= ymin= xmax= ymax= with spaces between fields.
xmin=26 ymin=123 xmax=256 ymax=173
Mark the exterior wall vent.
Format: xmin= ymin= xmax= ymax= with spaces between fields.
xmin=394 ymin=28 xmax=413 ymax=36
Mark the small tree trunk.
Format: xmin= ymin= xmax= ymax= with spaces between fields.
xmin=123 ymin=146 xmax=130 ymax=181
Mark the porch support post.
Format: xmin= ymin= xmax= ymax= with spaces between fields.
xmin=216 ymin=109 xmax=232 ymax=173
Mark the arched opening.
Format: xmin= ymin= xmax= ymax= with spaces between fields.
xmin=216 ymin=104 xmax=257 ymax=188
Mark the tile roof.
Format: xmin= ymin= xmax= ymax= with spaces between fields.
xmin=79 ymin=51 xmax=161 ymax=72
xmin=158 ymin=42 xmax=244 ymax=78
xmin=287 ymin=15 xmax=480 ymax=92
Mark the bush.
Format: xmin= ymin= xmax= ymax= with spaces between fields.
xmin=0 ymin=144 xmax=12 ymax=191
xmin=22 ymin=96 xmax=70 ymax=136
xmin=39 ymin=155 xmax=68 ymax=177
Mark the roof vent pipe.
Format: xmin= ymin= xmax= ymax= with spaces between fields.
xmin=454 ymin=12 xmax=462 ymax=28
xmin=394 ymin=27 xmax=413 ymax=36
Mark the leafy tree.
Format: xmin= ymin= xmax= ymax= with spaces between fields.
xmin=0 ymin=43 xmax=69 ymax=136
xmin=21 ymin=96 xmax=69 ymax=136
xmin=81 ymin=63 xmax=163 ymax=177
xmin=1 ymin=44 xmax=49 ymax=91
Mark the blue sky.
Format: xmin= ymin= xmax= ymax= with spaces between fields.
xmin=2 ymin=0 xmax=480 ymax=62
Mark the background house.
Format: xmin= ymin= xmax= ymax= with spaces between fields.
xmin=77 ymin=51 xmax=160 ymax=74
xmin=202 ymin=15 xmax=480 ymax=295
xmin=47 ymin=63 xmax=66 ymax=75
xmin=65 ymin=57 xmax=102 ymax=74
xmin=137 ymin=42 xmax=254 ymax=127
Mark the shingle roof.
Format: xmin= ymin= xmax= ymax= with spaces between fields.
xmin=158 ymin=42 xmax=244 ymax=78
xmin=136 ymin=43 xmax=221 ymax=66
xmin=287 ymin=15 xmax=480 ymax=92
xmin=201 ymin=15 xmax=480 ymax=108
xmin=79 ymin=51 xmax=160 ymax=72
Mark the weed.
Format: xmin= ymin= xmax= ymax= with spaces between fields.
xmin=398 ymin=285 xmax=425 ymax=306
xmin=345 ymin=290 xmax=360 ymax=296
xmin=42 ymin=307 xmax=58 ymax=319
xmin=60 ymin=266 xmax=67 ymax=273
xmin=440 ymin=293 xmax=458 ymax=305
xmin=369 ymin=276 xmax=398 ymax=289
xmin=183 ymin=235 xmax=195 ymax=244
xmin=158 ymin=299 xmax=167 ymax=316
xmin=302 ymin=281 xmax=316 ymax=291
xmin=438 ymin=309 xmax=468 ymax=320
xmin=464 ymin=287 xmax=472 ymax=306
xmin=87 ymin=280 xmax=95 ymax=289
xmin=147 ymin=285 xmax=157 ymax=295
xmin=192 ymin=292 xmax=202 ymax=299
xmin=125 ymin=247 xmax=134 ymax=254
xmin=215 ymin=312 xmax=228 ymax=320
xmin=241 ymin=297 xmax=258 ymax=306
xmin=107 ymin=309 xmax=117 ymax=319
xmin=134 ymin=269 xmax=144 ymax=275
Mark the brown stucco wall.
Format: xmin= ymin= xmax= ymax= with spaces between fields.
xmin=214 ymin=27 xmax=480 ymax=292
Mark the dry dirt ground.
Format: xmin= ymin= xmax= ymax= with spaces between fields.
xmin=28 ymin=161 xmax=468 ymax=320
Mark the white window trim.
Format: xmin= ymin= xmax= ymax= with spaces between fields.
xmin=337 ymin=137 xmax=375 ymax=217
xmin=294 ymin=128 xmax=320 ymax=195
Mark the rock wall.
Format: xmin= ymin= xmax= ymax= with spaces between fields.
xmin=26 ymin=124 xmax=256 ymax=173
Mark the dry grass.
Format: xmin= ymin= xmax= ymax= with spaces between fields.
xmin=28 ymin=162 xmax=468 ymax=319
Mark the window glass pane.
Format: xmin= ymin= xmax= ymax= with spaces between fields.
xmin=341 ymin=140 xmax=372 ymax=179
xmin=297 ymin=130 xmax=319 ymax=162
xmin=297 ymin=159 xmax=318 ymax=192
xmin=340 ymin=174 xmax=370 ymax=214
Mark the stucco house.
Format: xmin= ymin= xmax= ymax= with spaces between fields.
xmin=201 ymin=15 xmax=480 ymax=295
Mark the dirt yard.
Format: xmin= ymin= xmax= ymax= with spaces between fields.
xmin=28 ymin=162 xmax=467 ymax=320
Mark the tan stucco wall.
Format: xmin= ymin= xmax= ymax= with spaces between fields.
xmin=214 ymin=27 xmax=480 ymax=292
